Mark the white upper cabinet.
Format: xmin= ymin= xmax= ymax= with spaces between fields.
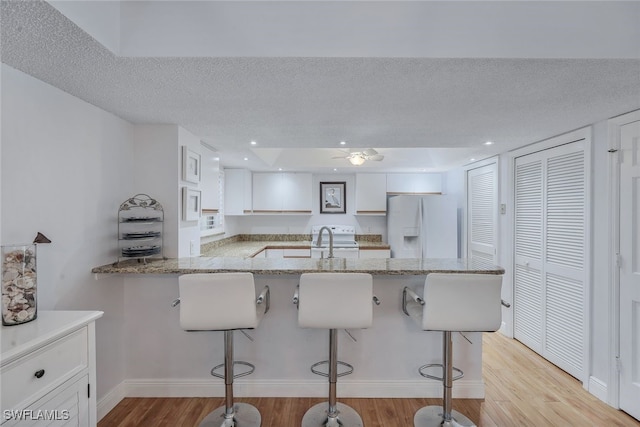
xmin=253 ymin=172 xmax=312 ymax=213
xmin=386 ymin=173 xmax=442 ymax=194
xmin=253 ymin=173 xmax=283 ymax=212
xmin=200 ymin=144 xmax=220 ymax=211
xmin=355 ymin=173 xmax=387 ymax=214
xmin=281 ymin=173 xmax=312 ymax=212
xmin=224 ymin=169 xmax=252 ymax=215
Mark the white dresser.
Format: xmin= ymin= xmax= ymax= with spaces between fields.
xmin=1 ymin=311 xmax=103 ymax=426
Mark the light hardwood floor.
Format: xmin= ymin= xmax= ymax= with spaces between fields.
xmin=99 ymin=332 xmax=639 ymax=426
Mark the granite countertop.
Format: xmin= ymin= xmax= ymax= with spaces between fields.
xmin=201 ymin=240 xmax=390 ymax=257
xmin=91 ymin=257 xmax=504 ymax=275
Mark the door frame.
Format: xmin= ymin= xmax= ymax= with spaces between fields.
xmin=607 ymin=109 xmax=640 ymax=408
xmin=464 ymin=157 xmax=503 ymax=331
xmin=463 ymin=156 xmax=500 ymax=261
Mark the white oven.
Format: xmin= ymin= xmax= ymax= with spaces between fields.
xmin=310 ymin=225 xmax=359 ymax=258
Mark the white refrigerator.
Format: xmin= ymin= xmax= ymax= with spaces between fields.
xmin=386 ymin=195 xmax=458 ymax=258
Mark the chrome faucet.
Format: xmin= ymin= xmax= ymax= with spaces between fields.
xmin=316 ymin=226 xmax=334 ymax=259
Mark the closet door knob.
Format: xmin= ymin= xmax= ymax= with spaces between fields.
xmin=34 ymin=369 xmax=45 ymax=379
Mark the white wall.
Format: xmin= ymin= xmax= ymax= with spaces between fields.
xmin=1 ymin=64 xmax=133 ymax=400
xmin=133 ymin=125 xmax=201 ymax=258
xmin=133 ymin=125 xmax=180 ymax=258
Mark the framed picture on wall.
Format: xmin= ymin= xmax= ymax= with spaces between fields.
xmin=182 ymin=187 xmax=201 ymax=221
xmin=182 ymin=146 xmax=201 ymax=183
xmin=320 ymin=181 xmax=346 ymax=214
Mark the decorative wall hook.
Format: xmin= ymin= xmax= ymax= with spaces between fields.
xmin=33 ymin=232 xmax=51 ymax=244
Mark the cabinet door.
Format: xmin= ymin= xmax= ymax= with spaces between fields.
xmin=252 ymin=173 xmax=283 ymax=212
xmin=4 ymin=374 xmax=89 ymax=427
xmin=281 ymin=173 xmax=312 ymax=212
xmin=201 ymin=145 xmax=220 ymax=210
xmin=266 ymin=249 xmax=283 ymax=258
xmin=224 ymin=169 xmax=252 ymax=215
xmin=252 ymin=173 xmax=312 ymax=213
xmin=355 ymin=174 xmax=387 ymax=214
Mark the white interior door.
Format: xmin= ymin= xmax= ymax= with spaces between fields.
xmin=619 ymin=118 xmax=640 ymax=420
xmin=513 ymin=139 xmax=589 ymax=383
xmin=467 ymin=162 xmax=498 ymax=263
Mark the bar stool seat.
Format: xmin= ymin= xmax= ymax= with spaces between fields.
xmin=295 ymin=273 xmax=376 ymax=427
xmin=403 ymin=273 xmax=503 ymax=427
xmin=176 ymin=273 xmax=269 ymax=427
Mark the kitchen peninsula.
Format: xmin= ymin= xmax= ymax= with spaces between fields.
xmin=92 ymin=254 xmax=504 ymax=401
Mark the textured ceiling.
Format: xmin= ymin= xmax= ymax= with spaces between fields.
xmin=2 ymin=1 xmax=639 ymax=172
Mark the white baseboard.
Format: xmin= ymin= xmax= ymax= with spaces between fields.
xmin=588 ymin=376 xmax=608 ymax=403
xmin=123 ymin=378 xmax=486 ymax=399
xmin=97 ymin=382 xmax=127 ymax=421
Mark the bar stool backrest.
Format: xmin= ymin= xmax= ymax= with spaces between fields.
xmin=298 ymin=273 xmax=373 ymax=329
xmin=422 ymin=273 xmax=502 ymax=332
xmin=178 ymin=273 xmax=259 ymax=331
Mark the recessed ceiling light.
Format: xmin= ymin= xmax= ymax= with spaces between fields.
xmin=244 ymin=157 xmax=248 ymax=161
xmin=340 ymin=141 xmax=346 ymax=145
xmin=250 ymin=141 xmax=257 ymax=145
xmin=278 ymin=168 xmax=282 ymax=171
xmin=333 ymin=168 xmax=338 ymax=171
xmin=484 ymin=141 xmax=494 ymax=145
xmin=214 ymin=157 xmax=220 ymax=161
xmin=470 ymin=158 xmax=476 ymax=162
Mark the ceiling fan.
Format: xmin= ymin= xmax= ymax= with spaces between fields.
xmin=332 ymin=148 xmax=384 ymax=166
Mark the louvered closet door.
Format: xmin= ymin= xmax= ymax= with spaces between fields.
xmin=514 ymin=153 xmax=544 ymax=353
xmin=514 ymin=140 xmax=587 ymax=382
xmin=467 ymin=163 xmax=498 ymax=263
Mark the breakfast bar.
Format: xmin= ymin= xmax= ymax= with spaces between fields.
xmin=92 ymin=257 xmax=504 ymax=400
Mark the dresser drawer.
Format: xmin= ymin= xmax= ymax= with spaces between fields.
xmin=1 ymin=327 xmax=88 ymax=411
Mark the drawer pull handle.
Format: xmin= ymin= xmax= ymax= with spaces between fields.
xmin=34 ymin=369 xmax=45 ymax=379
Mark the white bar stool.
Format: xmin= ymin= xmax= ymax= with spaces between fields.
xmin=402 ymin=273 xmax=503 ymax=427
xmin=175 ymin=273 xmax=270 ymax=427
xmin=294 ymin=273 xmax=378 ymax=427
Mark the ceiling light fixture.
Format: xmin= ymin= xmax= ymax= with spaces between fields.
xmin=250 ymin=141 xmax=257 ymax=145
xmin=348 ymin=154 xmax=366 ymax=166
xmin=333 ymin=148 xmax=384 ymax=166
xmin=244 ymin=157 xmax=248 ymax=161
xmin=484 ymin=141 xmax=494 ymax=145
xmin=340 ymin=141 xmax=346 ymax=145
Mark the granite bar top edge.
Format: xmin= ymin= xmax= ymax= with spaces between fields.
xmin=92 ymin=257 xmax=505 ymax=276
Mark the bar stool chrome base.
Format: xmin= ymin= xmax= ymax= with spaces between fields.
xmin=302 ymin=402 xmax=363 ymax=427
xmin=414 ymin=406 xmax=475 ymax=427
xmin=199 ymin=402 xmax=261 ymax=427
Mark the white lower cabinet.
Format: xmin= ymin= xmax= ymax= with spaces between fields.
xmin=265 ymin=248 xmax=310 ymax=258
xmin=265 ymin=249 xmax=283 ymax=258
xmin=359 ymin=249 xmax=391 ymax=259
xmin=1 ymin=311 xmax=102 ymax=427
